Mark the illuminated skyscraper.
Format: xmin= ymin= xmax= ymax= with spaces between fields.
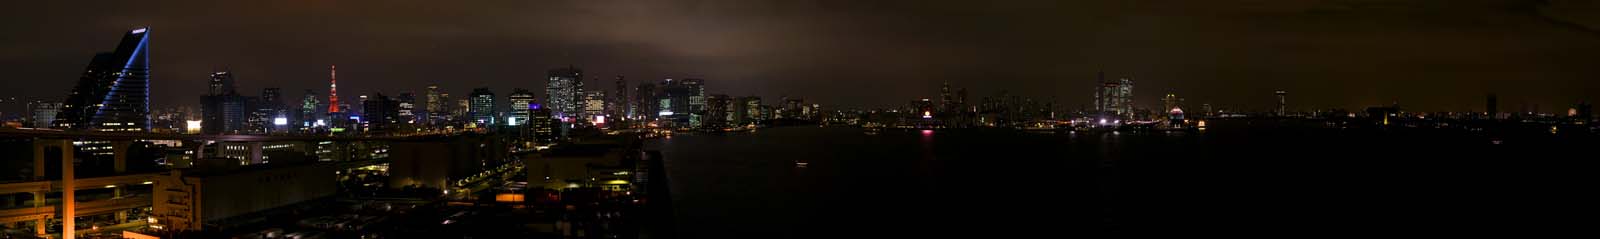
xmin=55 ymin=27 xmax=152 ymax=132
xmin=397 ymin=92 xmax=416 ymax=124
xmin=469 ymin=88 xmax=496 ymax=125
xmin=546 ymin=67 xmax=583 ymax=122
xmin=584 ymin=91 xmax=607 ymax=125
xmin=508 ymin=88 xmax=536 ymax=126
xmin=425 ymin=84 xmax=442 ymax=113
xmin=660 ymin=78 xmax=705 ymax=127
xmin=1092 ymin=72 xmax=1135 ymax=119
xmin=300 ymin=90 xmax=320 ymax=128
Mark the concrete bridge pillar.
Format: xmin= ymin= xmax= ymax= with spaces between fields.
xmin=249 ymin=142 xmax=264 ymax=165
xmin=112 ymin=140 xmax=131 ymax=174
xmin=32 ymin=140 xmax=45 ymax=180
xmin=33 ymin=191 xmax=45 ymax=236
xmin=114 ymin=187 xmax=127 ymax=224
xmin=59 ymin=139 xmax=75 ymax=239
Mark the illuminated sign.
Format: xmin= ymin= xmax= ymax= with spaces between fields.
xmin=659 ymin=111 xmax=674 ymax=116
xmin=185 ymin=120 xmax=202 ymax=133
xmin=594 ymin=115 xmax=606 ymax=124
xmin=273 ymin=117 xmax=288 ymax=126
xmin=131 ymin=28 xmax=147 ymax=34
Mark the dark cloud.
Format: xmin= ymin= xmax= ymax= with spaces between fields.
xmin=2 ymin=0 xmax=1597 ymax=113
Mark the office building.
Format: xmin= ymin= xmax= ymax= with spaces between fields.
xmin=530 ymin=104 xmax=557 ymax=143
xmin=734 ymin=96 xmax=761 ymax=126
xmin=26 ymin=100 xmax=62 ymax=128
xmin=469 ymin=88 xmax=495 ymax=126
xmin=300 ymin=90 xmax=320 ymax=129
xmin=612 ymin=76 xmax=629 ymax=121
xmin=508 ymin=88 xmax=536 ymax=126
xmin=55 ymin=27 xmax=152 ymax=132
xmin=632 ymin=82 xmax=659 ymax=122
xmin=547 ymin=67 xmax=584 ymax=122
xmin=397 ymin=92 xmax=416 ymax=125
xmin=200 ymin=72 xmax=250 ymax=134
xmin=425 ymin=85 xmax=444 ymax=115
xmin=584 ymin=91 xmax=607 ymax=125
xmin=703 ymin=94 xmax=732 ymax=129
xmin=1092 ymin=71 xmax=1136 ymax=119
xmin=362 ymin=93 xmax=400 ymax=132
xmin=660 ymin=78 xmax=705 ymax=127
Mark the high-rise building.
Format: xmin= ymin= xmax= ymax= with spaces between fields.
xmin=660 ymin=78 xmax=705 ymax=127
xmin=262 ymin=88 xmax=282 ymax=108
xmin=530 ymin=104 xmax=557 ymax=143
xmin=469 ymin=88 xmax=496 ymax=125
xmin=584 ymin=91 xmax=607 ymax=125
xmin=453 ymin=98 xmax=469 ymax=121
xmin=704 ymin=94 xmax=732 ymax=129
xmin=612 ymin=76 xmax=629 ymax=121
xmin=300 ymin=90 xmax=320 ymax=129
xmin=508 ymin=88 xmax=536 ymax=126
xmin=200 ymin=72 xmax=249 ymax=134
xmin=633 ymin=82 xmax=659 ymax=122
xmin=1092 ymin=75 xmax=1138 ymax=119
xmin=547 ymin=67 xmax=584 ymax=122
xmin=1275 ymin=90 xmax=1287 ymax=116
xmin=734 ymin=96 xmax=761 ymax=126
xmin=209 ymin=70 xmax=235 ymax=96
xmin=252 ymin=88 xmax=287 ymax=133
xmin=425 ymin=84 xmax=442 ymax=113
xmin=55 ymin=27 xmax=152 ymax=132
xmin=26 ymin=100 xmax=62 ymax=128
xmin=940 ymin=81 xmax=953 ymax=112
xmin=1117 ymin=78 xmax=1134 ymax=118
xmin=782 ymin=97 xmax=803 ymax=119
xmin=397 ymin=92 xmax=416 ymax=125
xmin=363 ymin=93 xmax=400 ymax=132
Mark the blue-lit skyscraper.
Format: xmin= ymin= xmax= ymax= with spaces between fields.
xmin=56 ymin=27 xmax=152 ymax=132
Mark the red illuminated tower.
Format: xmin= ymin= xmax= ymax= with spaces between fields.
xmin=328 ymin=65 xmax=340 ymax=113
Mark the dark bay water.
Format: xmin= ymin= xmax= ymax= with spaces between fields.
xmin=649 ymin=121 xmax=1592 ymax=238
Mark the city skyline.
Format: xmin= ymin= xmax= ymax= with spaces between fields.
xmin=2 ymin=1 xmax=1598 ymax=113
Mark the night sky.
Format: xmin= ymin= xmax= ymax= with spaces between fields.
xmin=3 ymin=0 xmax=1598 ymax=113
